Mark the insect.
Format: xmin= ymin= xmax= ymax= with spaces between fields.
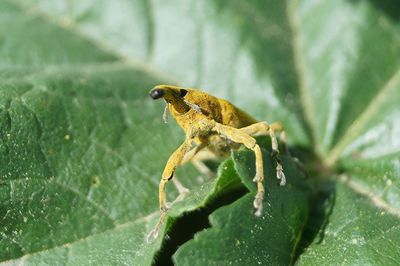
xmin=146 ymin=85 xmax=287 ymax=243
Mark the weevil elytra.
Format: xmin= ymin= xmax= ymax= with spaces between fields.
xmin=146 ymin=85 xmax=287 ymax=243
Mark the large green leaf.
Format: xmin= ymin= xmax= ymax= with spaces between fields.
xmin=297 ymin=181 xmax=400 ymax=265
xmin=174 ymin=150 xmax=310 ymax=265
xmin=1 ymin=0 xmax=400 ymax=265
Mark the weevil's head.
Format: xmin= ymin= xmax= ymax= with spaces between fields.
xmin=150 ymin=85 xmax=195 ymax=114
xmin=150 ymin=85 xmax=188 ymax=102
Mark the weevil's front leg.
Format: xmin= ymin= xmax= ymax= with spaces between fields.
xmin=213 ymin=123 xmax=265 ymax=217
xmin=240 ymin=121 xmax=287 ymax=186
xmin=146 ymin=134 xmax=195 ymax=244
xmin=171 ymin=142 xmax=207 ymax=198
xmin=159 ymin=137 xmax=194 ymax=212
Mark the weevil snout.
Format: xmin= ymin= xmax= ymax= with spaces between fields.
xmin=150 ymin=85 xmax=187 ymax=102
xmin=150 ymin=85 xmax=196 ymax=115
xmin=150 ymin=89 xmax=164 ymax=99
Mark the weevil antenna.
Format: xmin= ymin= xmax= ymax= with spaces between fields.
xmin=163 ymin=103 xmax=169 ymax=123
xmin=184 ymin=99 xmax=202 ymax=114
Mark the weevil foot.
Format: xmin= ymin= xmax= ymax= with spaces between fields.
xmin=146 ymin=210 xmax=168 ymax=244
xmin=253 ymin=193 xmax=264 ymax=217
xmin=271 ymin=150 xmax=286 ymax=186
xmin=146 ymin=228 xmax=159 ymax=244
xmin=253 ymin=175 xmax=264 ymax=216
xmin=146 ymin=203 xmax=172 ymax=244
xmin=276 ymin=163 xmax=286 ymax=186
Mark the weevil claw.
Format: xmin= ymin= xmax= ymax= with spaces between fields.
xmin=278 ymin=171 xmax=286 ymax=186
xmin=146 ymin=209 xmax=169 ymax=244
xmin=253 ymin=192 xmax=264 ymax=217
xmin=276 ymin=164 xmax=286 ymax=186
xmin=254 ymin=202 xmax=263 ymax=217
xmin=146 ymin=228 xmax=159 ymax=244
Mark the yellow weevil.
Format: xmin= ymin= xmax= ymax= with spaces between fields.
xmin=146 ymin=85 xmax=287 ymax=243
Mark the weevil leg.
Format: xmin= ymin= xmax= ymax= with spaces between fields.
xmin=188 ymin=149 xmax=217 ymax=178
xmin=270 ymin=123 xmax=309 ymax=179
xmin=172 ymin=150 xmax=216 ymax=202
xmin=213 ymin=123 xmax=265 ymax=217
xmin=147 ymin=136 xmax=194 ymax=244
xmin=169 ymin=143 xmax=217 ymax=204
xmin=270 ymin=122 xmax=290 ymax=156
xmin=146 ymin=210 xmax=168 ymax=244
xmin=181 ymin=142 xmax=216 ymax=179
xmin=172 ymin=177 xmax=189 ymax=201
xmin=180 ymin=142 xmax=207 ymax=165
xmin=171 ymin=142 xmax=207 ymax=198
xmin=240 ymin=121 xmax=289 ymax=154
xmin=159 ymin=137 xmax=194 ymax=212
xmin=240 ymin=121 xmax=287 ymax=186
xmin=269 ymin=127 xmax=286 ymax=186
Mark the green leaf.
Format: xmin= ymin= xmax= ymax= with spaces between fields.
xmin=174 ymin=150 xmax=311 ymax=265
xmin=0 ymin=67 xmax=243 ymax=263
xmin=1 ymin=0 xmax=400 ymax=265
xmin=297 ymin=182 xmax=400 ymax=265
xmin=0 ymin=70 xmax=186 ymax=263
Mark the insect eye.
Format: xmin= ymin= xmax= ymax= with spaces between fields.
xmin=179 ymin=89 xmax=188 ymax=97
xmin=150 ymin=89 xmax=164 ymax=99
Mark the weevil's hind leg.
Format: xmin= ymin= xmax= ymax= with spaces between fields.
xmin=240 ymin=121 xmax=288 ymax=153
xmin=269 ymin=127 xmax=286 ymax=186
xmin=213 ymin=123 xmax=265 ymax=217
xmin=240 ymin=121 xmax=287 ymax=186
xmin=270 ymin=122 xmax=290 ymax=156
xmin=278 ymin=127 xmax=290 ymax=156
xmin=270 ymin=124 xmax=309 ymax=178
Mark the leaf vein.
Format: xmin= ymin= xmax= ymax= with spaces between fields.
xmin=7 ymin=0 xmax=178 ymax=85
xmin=286 ymin=0 xmax=320 ymax=154
xmin=326 ymin=68 xmax=400 ymax=165
xmin=339 ymin=174 xmax=400 ymax=218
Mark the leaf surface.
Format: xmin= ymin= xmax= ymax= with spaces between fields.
xmin=174 ymin=150 xmax=310 ymax=265
xmin=1 ymin=0 xmax=400 ymax=265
